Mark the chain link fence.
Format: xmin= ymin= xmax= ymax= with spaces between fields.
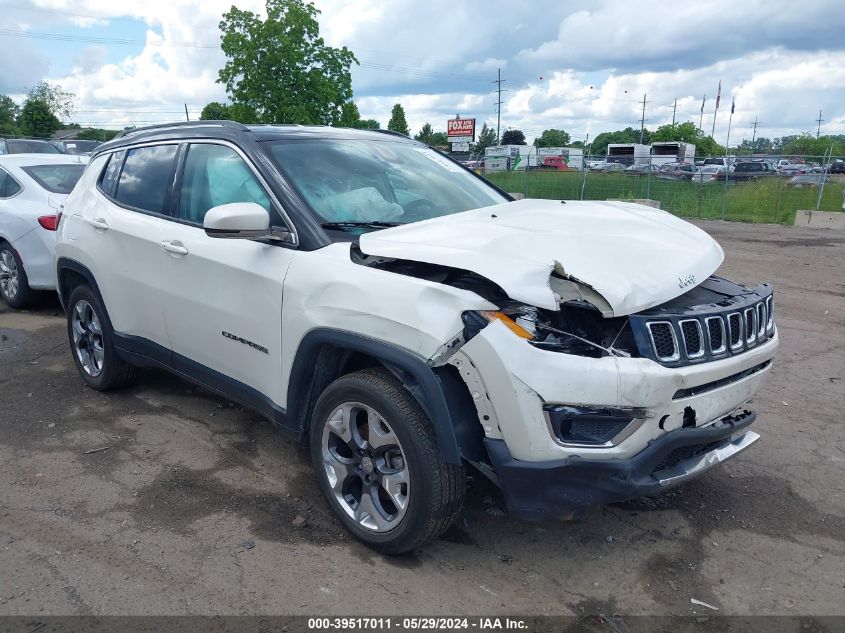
xmin=475 ymin=155 xmax=845 ymax=224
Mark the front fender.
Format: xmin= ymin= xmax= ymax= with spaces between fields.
xmin=287 ymin=328 xmax=468 ymax=464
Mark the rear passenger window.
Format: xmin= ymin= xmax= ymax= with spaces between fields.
xmin=0 ymin=169 xmax=21 ymax=198
xmin=114 ymin=145 xmax=178 ymax=214
xmin=99 ymin=150 xmax=125 ymax=195
xmin=177 ymin=143 xmax=273 ymax=225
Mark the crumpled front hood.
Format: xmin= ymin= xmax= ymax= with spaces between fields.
xmin=359 ymin=199 xmax=724 ymax=316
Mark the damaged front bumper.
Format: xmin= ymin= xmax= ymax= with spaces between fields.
xmin=485 ymin=409 xmax=758 ymax=520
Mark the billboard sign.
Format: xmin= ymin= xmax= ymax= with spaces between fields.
xmin=447 ymin=118 xmax=476 ymax=140
xmin=451 ymin=141 xmax=470 ymax=152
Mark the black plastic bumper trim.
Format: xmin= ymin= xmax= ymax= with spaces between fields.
xmin=485 ymin=409 xmax=757 ymax=521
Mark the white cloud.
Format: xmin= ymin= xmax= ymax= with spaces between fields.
xmin=1 ymin=0 xmax=842 ymax=142
xmin=465 ymin=58 xmax=507 ymax=73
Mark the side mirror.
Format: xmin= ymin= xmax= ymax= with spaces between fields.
xmin=204 ymin=202 xmax=270 ymax=239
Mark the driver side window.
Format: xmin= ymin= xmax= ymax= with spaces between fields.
xmin=177 ymin=144 xmax=277 ymax=225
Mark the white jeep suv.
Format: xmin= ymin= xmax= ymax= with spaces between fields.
xmin=55 ymin=122 xmax=778 ymax=553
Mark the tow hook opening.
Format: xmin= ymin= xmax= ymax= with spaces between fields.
xmin=682 ymin=406 xmax=697 ymax=428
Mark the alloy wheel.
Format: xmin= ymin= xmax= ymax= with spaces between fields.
xmin=71 ymin=300 xmax=105 ymax=377
xmin=321 ymin=402 xmax=410 ymax=532
xmin=0 ymin=250 xmax=19 ymax=299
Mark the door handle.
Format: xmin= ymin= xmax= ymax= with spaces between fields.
xmin=86 ymin=217 xmax=109 ymax=231
xmin=161 ymin=240 xmax=189 ymax=256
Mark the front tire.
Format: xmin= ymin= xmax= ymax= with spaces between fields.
xmin=0 ymin=243 xmax=36 ymax=309
xmin=66 ymin=285 xmax=139 ymax=391
xmin=310 ymin=369 xmax=465 ymax=554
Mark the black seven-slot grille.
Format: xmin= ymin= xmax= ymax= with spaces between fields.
xmin=630 ymin=283 xmax=775 ymax=366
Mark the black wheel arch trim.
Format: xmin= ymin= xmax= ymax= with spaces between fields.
xmin=288 ymin=328 xmax=477 ymax=465
xmin=55 ymin=257 xmax=107 ymax=316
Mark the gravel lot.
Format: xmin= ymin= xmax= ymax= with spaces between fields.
xmin=0 ymin=220 xmax=843 ymax=618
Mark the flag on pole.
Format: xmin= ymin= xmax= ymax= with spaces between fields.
xmin=700 ymin=94 xmax=705 ymax=113
xmin=731 ymin=97 xmax=735 ymax=114
xmin=715 ymin=81 xmax=721 ymax=109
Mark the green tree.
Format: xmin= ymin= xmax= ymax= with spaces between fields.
xmin=693 ymin=135 xmax=723 ymax=157
xmin=338 ymin=101 xmax=361 ymax=128
xmin=534 ymin=128 xmax=570 ymax=148
xmin=648 ymin=121 xmax=723 ymax=157
xmin=356 ymin=118 xmax=380 ymax=130
xmin=590 ymin=127 xmax=642 ymax=155
xmin=501 ymin=129 xmax=526 ymax=145
xmin=25 ymin=81 xmax=75 ymax=119
xmin=228 ymin=103 xmax=260 ymax=123
xmin=217 ymin=0 xmax=357 ymax=125
xmin=778 ymin=133 xmax=844 ymax=157
xmin=17 ymin=99 xmax=61 ymax=138
xmin=414 ymin=122 xmax=435 ymax=144
xmin=429 ymin=132 xmax=448 ymax=147
xmin=0 ymin=95 xmax=19 ymax=135
xmin=74 ymin=127 xmax=119 ymax=141
xmin=650 ymin=121 xmax=699 ymax=143
xmin=200 ymin=102 xmax=231 ymax=120
xmin=471 ymin=122 xmax=496 ymax=156
xmin=387 ymin=103 xmax=409 ymax=136
xmin=735 ymin=137 xmax=772 ymax=155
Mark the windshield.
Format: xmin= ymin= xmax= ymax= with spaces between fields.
xmin=6 ymin=139 xmax=62 ymax=154
xmin=21 ymin=164 xmax=85 ymax=194
xmin=262 ymin=138 xmax=507 ymax=230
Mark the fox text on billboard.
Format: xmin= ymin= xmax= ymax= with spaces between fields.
xmin=447 ymin=118 xmax=476 ymax=141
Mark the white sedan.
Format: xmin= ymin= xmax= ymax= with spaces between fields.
xmin=0 ymin=153 xmax=88 ymax=308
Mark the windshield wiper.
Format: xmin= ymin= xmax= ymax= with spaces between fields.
xmin=321 ymin=221 xmax=404 ymax=231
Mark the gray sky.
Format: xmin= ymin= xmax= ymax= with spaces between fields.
xmin=1 ymin=0 xmax=843 ymax=143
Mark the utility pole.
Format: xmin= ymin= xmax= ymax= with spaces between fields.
xmin=699 ymin=94 xmax=705 ymax=131
xmin=671 ymin=98 xmax=677 ymax=126
xmin=492 ymin=68 xmax=507 ymax=145
xmin=639 ymin=93 xmax=647 ymax=144
xmin=816 ymin=109 xmax=824 ymax=138
xmin=184 ymin=103 xmax=189 ymax=121
xmin=751 ymin=116 xmax=759 ymax=145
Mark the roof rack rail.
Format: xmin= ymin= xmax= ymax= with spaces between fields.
xmin=246 ymin=123 xmax=308 ymax=128
xmin=113 ymin=120 xmax=249 ymax=140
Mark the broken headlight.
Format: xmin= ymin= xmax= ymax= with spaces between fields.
xmin=463 ymin=303 xmax=640 ymax=359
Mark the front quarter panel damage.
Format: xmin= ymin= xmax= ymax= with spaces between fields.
xmin=279 ymin=243 xmax=497 ymax=410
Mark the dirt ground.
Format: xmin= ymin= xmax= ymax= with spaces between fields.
xmin=0 ymin=220 xmax=842 ymax=618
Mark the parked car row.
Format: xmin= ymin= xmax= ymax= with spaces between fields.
xmin=0 ymin=122 xmax=779 ymax=555
xmin=0 ymin=153 xmax=88 ymax=307
xmin=0 ymin=137 xmax=102 ymax=156
xmin=587 ymin=161 xmax=625 ymax=172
